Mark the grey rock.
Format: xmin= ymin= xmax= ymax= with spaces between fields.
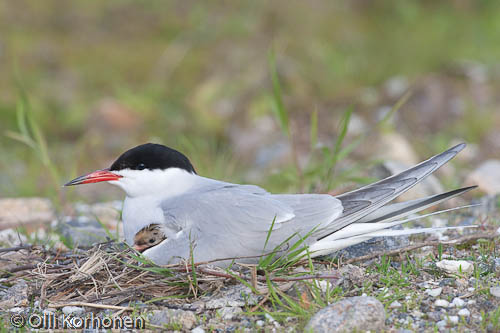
xmin=218 ymin=306 xmax=242 ymax=320
xmin=62 ymin=306 xmax=85 ymax=315
xmin=334 ymin=231 xmax=410 ymax=260
xmin=0 ymin=198 xmax=55 ymax=228
xmin=74 ymin=201 xmax=122 ymax=226
xmin=466 ymin=160 xmax=500 ymax=195
xmin=426 ymin=311 xmax=441 ymax=322
xmin=191 ymin=327 xmax=205 ymax=333
xmin=451 ymin=297 xmax=465 ymax=308
xmin=0 ymin=229 xmax=28 ymax=247
xmin=58 ymin=216 xmax=109 ymax=247
xmin=8 ymin=307 xmax=25 ymax=313
xmin=426 ymin=287 xmax=443 ymax=297
xmin=458 ymin=308 xmax=470 ymax=317
xmin=389 ymin=300 xmax=402 ymax=309
xmin=204 ymin=284 xmax=259 ymax=309
xmin=489 ymin=286 xmax=500 ymax=298
xmin=336 ymin=264 xmax=366 ymax=288
xmin=384 ymin=76 xmax=409 ymax=99
xmin=378 ymin=133 xmax=419 ymax=166
xmin=305 ymin=296 xmax=385 ymax=333
xmin=434 ymin=299 xmax=450 ymax=308
xmin=0 ymin=280 xmax=28 ymax=309
xmin=494 ymin=258 xmax=500 ymax=274
xmin=436 ymin=260 xmax=473 ymax=274
xmin=149 ymin=309 xmax=197 ymax=330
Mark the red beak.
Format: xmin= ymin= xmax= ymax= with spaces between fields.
xmin=64 ymin=168 xmax=122 ymax=186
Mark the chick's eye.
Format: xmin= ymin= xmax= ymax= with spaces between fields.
xmin=137 ymin=163 xmax=146 ymax=170
xmin=149 ymin=239 xmax=155 ymax=244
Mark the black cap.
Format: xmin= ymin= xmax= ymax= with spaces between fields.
xmin=109 ymin=143 xmax=196 ymax=174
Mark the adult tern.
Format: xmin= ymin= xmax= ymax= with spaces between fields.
xmin=65 ymin=143 xmax=475 ymax=266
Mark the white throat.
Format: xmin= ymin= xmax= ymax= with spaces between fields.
xmin=109 ymin=167 xmax=198 ymax=199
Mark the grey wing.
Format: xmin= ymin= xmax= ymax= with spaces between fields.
xmin=315 ymin=143 xmax=466 ymax=239
xmin=148 ymin=186 xmax=341 ymax=264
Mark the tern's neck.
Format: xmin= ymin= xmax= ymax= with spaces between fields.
xmin=110 ymin=167 xmax=204 ymax=199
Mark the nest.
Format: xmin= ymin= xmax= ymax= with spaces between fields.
xmin=0 ymin=243 xmax=233 ymax=309
xmin=0 ymin=231 xmax=495 ymax=313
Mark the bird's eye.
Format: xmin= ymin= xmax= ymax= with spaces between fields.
xmin=137 ymin=163 xmax=146 ymax=170
xmin=149 ymin=238 xmax=155 ymax=244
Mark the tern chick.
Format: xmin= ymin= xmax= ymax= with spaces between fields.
xmin=133 ymin=224 xmax=166 ymax=252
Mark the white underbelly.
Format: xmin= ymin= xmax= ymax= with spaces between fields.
xmin=122 ymin=196 xmax=165 ymax=244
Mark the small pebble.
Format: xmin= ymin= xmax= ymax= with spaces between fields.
xmin=468 ymin=300 xmax=476 ymax=305
xmin=426 ymin=287 xmax=443 ymax=297
xmin=434 ymin=299 xmax=450 ymax=308
xmin=467 ymin=287 xmax=475 ymax=292
xmin=264 ymin=313 xmax=276 ymax=322
xmin=448 ymin=316 xmax=459 ymax=324
xmin=490 ymin=286 xmax=500 ymax=298
xmin=458 ymin=309 xmax=470 ymax=317
xmin=62 ymin=306 xmax=85 ymax=315
xmin=191 ymin=327 xmax=205 ymax=333
xmin=256 ymin=320 xmax=265 ymax=327
xmin=436 ymin=260 xmax=473 ymax=274
xmin=389 ymin=300 xmax=402 ymax=309
xmin=452 ymin=297 xmax=465 ymax=308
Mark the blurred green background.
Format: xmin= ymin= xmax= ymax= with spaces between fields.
xmin=1 ymin=0 xmax=499 ymax=203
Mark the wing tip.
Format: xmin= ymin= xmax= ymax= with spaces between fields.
xmin=448 ymin=142 xmax=466 ymax=154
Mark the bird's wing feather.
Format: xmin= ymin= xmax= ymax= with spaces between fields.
xmin=315 ymin=143 xmax=465 ymax=239
xmin=355 ymin=186 xmax=476 ymax=224
xmin=153 ymin=185 xmax=341 ymax=264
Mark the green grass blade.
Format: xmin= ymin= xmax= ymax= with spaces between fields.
xmin=268 ymin=49 xmax=289 ymax=137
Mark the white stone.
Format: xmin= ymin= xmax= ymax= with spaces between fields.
xmin=436 ymin=260 xmax=473 ymax=274
xmin=458 ymin=309 xmax=470 ymax=317
xmin=490 ymin=286 xmax=500 ymax=298
xmin=218 ymin=307 xmax=242 ymax=320
xmin=264 ymin=313 xmax=276 ymax=322
xmin=0 ymin=198 xmax=55 ymax=227
xmin=465 ymin=160 xmax=500 ymax=195
xmin=426 ymin=287 xmax=443 ymax=297
xmin=434 ymin=299 xmax=450 ymax=308
xmin=468 ymin=300 xmax=476 ymax=305
xmin=467 ymin=287 xmax=475 ymax=292
xmin=448 ymin=316 xmax=459 ymax=324
xmin=9 ymin=307 xmax=24 ymax=313
xmin=412 ymin=310 xmax=424 ymax=318
xmin=389 ymin=301 xmax=402 ymax=309
xmin=256 ymin=320 xmax=265 ymax=327
xmin=62 ymin=306 xmax=85 ymax=315
xmin=452 ymin=297 xmax=465 ymax=308
xmin=191 ymin=327 xmax=205 ymax=333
